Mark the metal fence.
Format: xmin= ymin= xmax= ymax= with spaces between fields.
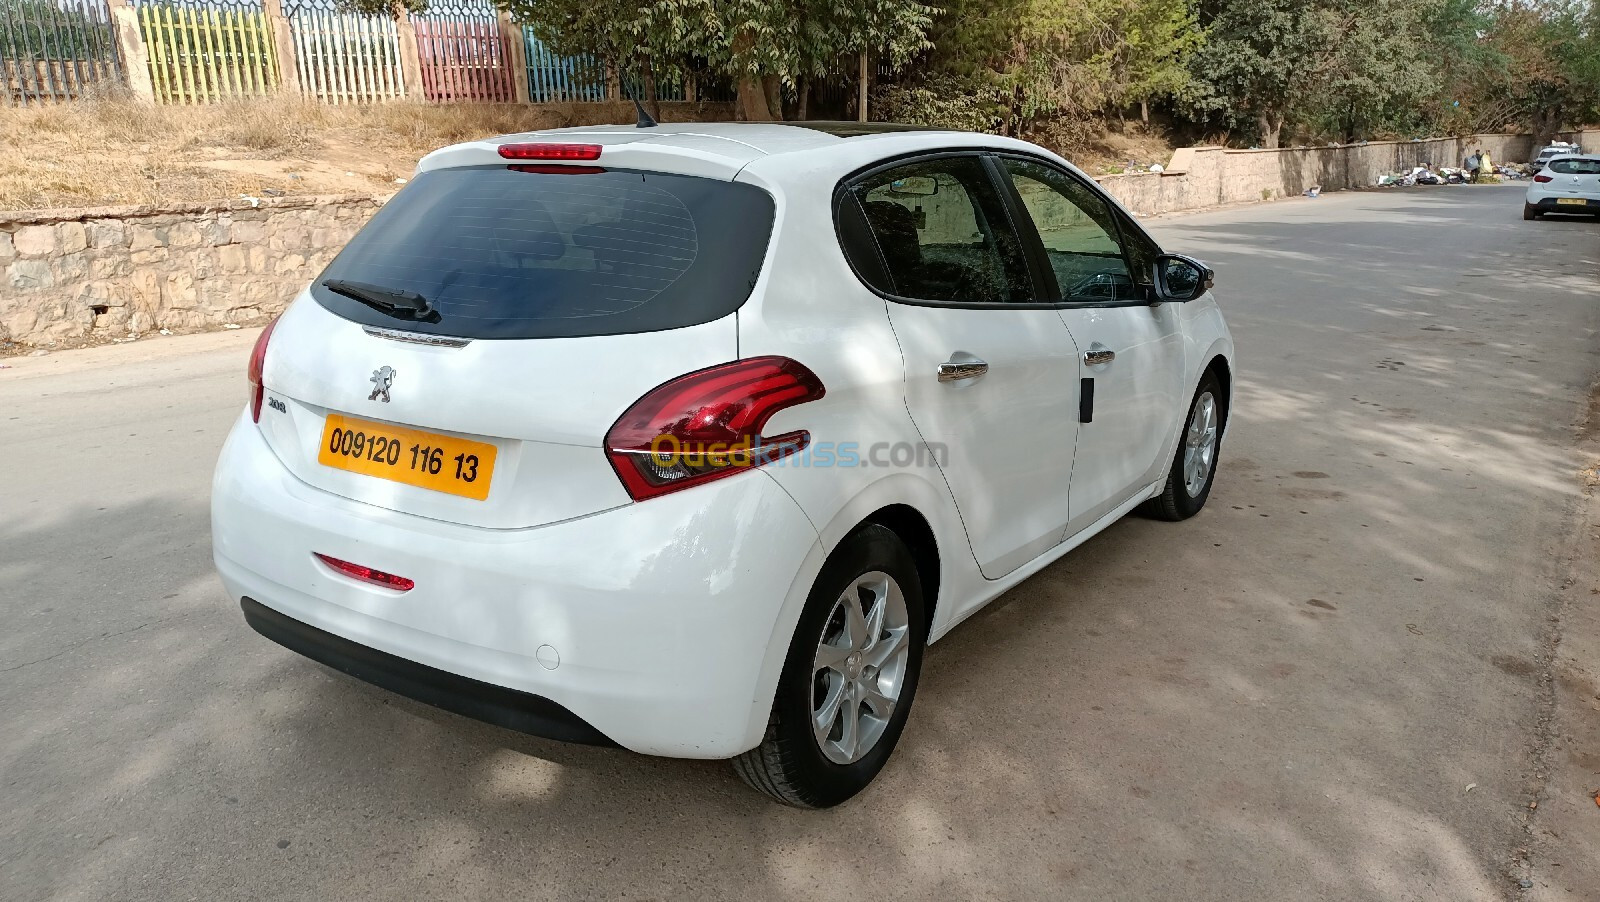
xmin=290 ymin=8 xmax=402 ymax=103
xmin=135 ymin=0 xmax=278 ymax=102
xmin=522 ymin=29 xmax=601 ymax=103
xmin=1 ymin=0 xmax=123 ymax=105
xmin=413 ymin=0 xmax=510 ymax=103
xmin=4 ymin=0 xmax=750 ymax=108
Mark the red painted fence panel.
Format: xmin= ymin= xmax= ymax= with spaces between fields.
xmin=413 ymin=17 xmax=511 ymax=103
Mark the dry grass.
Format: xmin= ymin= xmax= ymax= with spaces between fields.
xmin=1068 ymin=123 xmax=1180 ymax=175
xmin=1 ymin=95 xmax=1171 ymax=209
xmin=0 ymin=94 xmax=599 ymax=210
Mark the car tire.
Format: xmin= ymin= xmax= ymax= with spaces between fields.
xmin=733 ymin=523 xmax=926 ymax=808
xmin=1144 ymin=370 xmax=1225 ymax=522
xmin=1524 ymin=203 xmax=1539 ymax=221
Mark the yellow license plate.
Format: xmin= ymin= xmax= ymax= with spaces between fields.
xmin=318 ymin=414 xmax=496 ymax=501
xmin=1557 ymin=197 xmax=1588 ymax=205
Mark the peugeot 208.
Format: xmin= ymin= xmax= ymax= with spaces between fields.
xmin=212 ymin=122 xmax=1234 ymax=808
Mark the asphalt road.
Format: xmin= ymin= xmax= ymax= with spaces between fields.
xmin=4 ymin=184 xmax=1599 ymax=902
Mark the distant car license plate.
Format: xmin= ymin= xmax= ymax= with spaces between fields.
xmin=1556 ymin=197 xmax=1589 ymax=205
xmin=318 ymin=414 xmax=496 ymax=500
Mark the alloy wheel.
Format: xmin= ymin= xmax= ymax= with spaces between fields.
xmin=1183 ymin=390 xmax=1218 ymax=498
xmin=810 ymin=570 xmax=911 ymax=765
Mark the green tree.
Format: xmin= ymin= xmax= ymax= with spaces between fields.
xmin=497 ymin=0 xmax=719 ymax=117
xmin=709 ymin=0 xmax=936 ymax=120
xmin=1188 ymin=0 xmax=1474 ymax=147
xmin=492 ymin=0 xmax=934 ymax=121
xmin=1111 ymin=0 xmax=1203 ymax=124
xmin=1186 ymin=0 xmax=1339 ymax=148
xmin=919 ymin=0 xmax=1201 ymax=138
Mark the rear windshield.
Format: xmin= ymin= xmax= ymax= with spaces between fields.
xmin=311 ymin=165 xmax=775 ymax=339
xmin=1549 ymin=158 xmax=1600 ymax=174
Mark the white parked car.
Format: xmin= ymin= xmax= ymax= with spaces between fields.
xmin=1525 ymin=154 xmax=1600 ymax=219
xmin=212 ymin=122 xmax=1235 ymax=807
xmin=1532 ymin=141 xmax=1582 ymax=170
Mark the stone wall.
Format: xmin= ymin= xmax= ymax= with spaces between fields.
xmin=1 ymin=195 xmax=384 ymax=346
xmin=1098 ymin=129 xmax=1600 ymax=216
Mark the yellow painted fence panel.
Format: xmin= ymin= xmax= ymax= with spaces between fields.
xmin=137 ymin=3 xmax=279 ymax=103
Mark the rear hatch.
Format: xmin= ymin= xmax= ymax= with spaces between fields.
xmin=1545 ymin=157 xmax=1600 ymax=197
xmin=257 ymin=162 xmax=775 ymax=529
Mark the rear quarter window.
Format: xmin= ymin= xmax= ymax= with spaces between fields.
xmin=311 ymin=166 xmax=775 ymax=339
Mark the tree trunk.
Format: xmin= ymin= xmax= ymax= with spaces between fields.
xmin=1140 ymin=100 xmax=1148 ymax=125
xmin=796 ymin=76 xmax=809 ymax=121
xmin=762 ymin=75 xmax=783 ymax=122
xmin=736 ymin=76 xmax=773 ymax=121
xmin=1257 ymin=111 xmax=1284 ymax=149
xmin=731 ymin=28 xmax=773 ymax=122
xmin=857 ymin=50 xmax=868 ymax=123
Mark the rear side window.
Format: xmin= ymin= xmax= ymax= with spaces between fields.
xmin=311 ymin=166 xmax=775 ymax=339
xmin=839 ymin=156 xmax=1033 ymax=304
xmin=1550 ymin=158 xmax=1600 ymax=174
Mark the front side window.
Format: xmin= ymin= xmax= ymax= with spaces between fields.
xmin=842 ymin=156 xmax=1033 ymax=303
xmin=1001 ymin=158 xmax=1139 ymax=303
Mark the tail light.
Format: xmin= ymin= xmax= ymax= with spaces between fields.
xmin=1534 ymin=174 xmax=1554 ymax=182
xmin=314 ymin=553 xmax=415 ymax=591
xmin=605 ymin=357 xmax=826 ymax=501
xmin=497 ymin=143 xmax=602 ymax=161
xmin=247 ymin=317 xmax=279 ymax=423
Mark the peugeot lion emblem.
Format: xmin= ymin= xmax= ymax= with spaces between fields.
xmin=368 ymin=366 xmax=396 ymax=403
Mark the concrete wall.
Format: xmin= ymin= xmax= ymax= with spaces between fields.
xmin=4 ymin=128 xmax=1600 ymax=349
xmin=1097 ymin=129 xmax=1600 ymax=216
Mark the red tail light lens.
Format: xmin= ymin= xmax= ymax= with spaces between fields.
xmin=497 ymin=143 xmax=602 ymax=161
xmin=605 ymin=357 xmax=826 ymax=501
xmin=1534 ymin=174 xmax=1554 ymax=182
xmin=314 ymin=553 xmax=415 ymax=591
xmin=247 ymin=317 xmax=279 ymax=423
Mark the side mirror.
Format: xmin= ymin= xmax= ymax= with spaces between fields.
xmin=1153 ymin=254 xmax=1214 ymax=302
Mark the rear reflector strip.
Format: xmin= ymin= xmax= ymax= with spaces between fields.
xmin=507 ymin=164 xmax=606 ymax=175
xmin=314 ymin=553 xmax=415 ymax=591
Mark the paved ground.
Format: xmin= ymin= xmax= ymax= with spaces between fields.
xmin=3 ymin=184 xmax=1599 ymax=901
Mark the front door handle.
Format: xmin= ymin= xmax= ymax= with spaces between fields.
xmin=1084 ymin=346 xmax=1115 ymax=366
xmin=938 ymin=359 xmax=989 ymax=382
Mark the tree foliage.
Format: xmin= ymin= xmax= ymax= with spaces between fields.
xmin=1187 ymin=0 xmax=1600 ymax=147
xmin=340 ymin=0 xmax=1600 ymax=146
xmin=920 ymin=0 xmax=1201 ymax=139
xmin=492 ymin=0 xmax=934 ymax=120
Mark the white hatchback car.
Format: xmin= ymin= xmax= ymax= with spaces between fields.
xmin=1525 ymin=154 xmax=1600 ymax=219
xmin=212 ymin=122 xmax=1234 ymax=807
xmin=1532 ymin=141 xmax=1581 ymax=170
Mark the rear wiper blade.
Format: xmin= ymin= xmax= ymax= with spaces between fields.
xmin=321 ymin=279 xmax=438 ymax=322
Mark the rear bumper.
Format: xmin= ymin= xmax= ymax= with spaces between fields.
xmin=241 ymin=597 xmax=616 ymax=746
xmin=1526 ymin=193 xmax=1600 ymax=212
xmin=213 ymin=411 xmax=826 ymax=758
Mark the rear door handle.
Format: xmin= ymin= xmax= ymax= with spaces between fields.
xmin=1084 ymin=347 xmax=1115 ymax=366
xmin=938 ymin=359 xmax=989 ymax=382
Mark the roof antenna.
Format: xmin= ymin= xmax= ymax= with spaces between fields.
xmin=634 ymin=98 xmax=658 ymax=129
xmin=628 ymin=80 xmax=658 ymax=129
